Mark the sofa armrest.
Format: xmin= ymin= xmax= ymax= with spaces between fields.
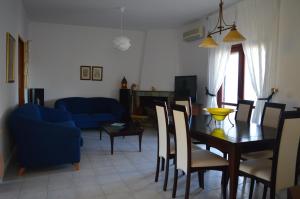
xmin=12 ymin=117 xmax=81 ymax=167
xmin=40 ymin=106 xmax=72 ymax=122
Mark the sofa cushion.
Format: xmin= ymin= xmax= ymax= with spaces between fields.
xmin=58 ymin=98 xmax=94 ymax=114
xmin=72 ymin=113 xmax=116 ymax=123
xmin=91 ymin=113 xmax=116 ymax=122
xmin=56 ymin=121 xmax=77 ymax=128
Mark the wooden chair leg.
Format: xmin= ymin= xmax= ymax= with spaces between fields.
xmin=222 ymin=170 xmax=228 ymax=199
xmin=249 ymin=178 xmax=254 ymax=199
xmin=198 ymin=171 xmax=204 ymax=189
xmin=161 ymin=158 xmax=165 ymax=171
xmin=184 ymin=171 xmax=191 ymax=199
xmin=155 ymin=156 xmax=160 ymax=182
xmin=172 ymin=168 xmax=178 ymax=198
xmin=18 ymin=167 xmax=25 ymax=176
xmin=263 ymin=185 xmax=268 ymax=199
xmin=73 ymin=163 xmax=80 ymax=171
xmin=163 ymin=157 xmax=170 ymax=191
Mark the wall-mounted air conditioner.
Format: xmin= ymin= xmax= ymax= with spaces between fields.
xmin=182 ymin=26 xmax=204 ymax=42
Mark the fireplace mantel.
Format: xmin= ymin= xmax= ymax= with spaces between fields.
xmin=131 ymin=90 xmax=174 ymax=115
xmin=133 ymin=90 xmax=174 ymax=97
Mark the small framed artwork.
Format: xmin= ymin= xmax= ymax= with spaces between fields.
xmin=80 ymin=66 xmax=91 ymax=80
xmin=92 ymin=66 xmax=103 ymax=81
xmin=6 ymin=32 xmax=16 ymax=83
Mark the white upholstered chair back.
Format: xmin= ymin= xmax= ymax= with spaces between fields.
xmin=175 ymin=99 xmax=191 ymax=118
xmin=262 ymin=108 xmax=282 ymax=128
xmin=261 ymin=103 xmax=285 ymax=128
xmin=172 ymin=107 xmax=189 ymax=173
xmin=235 ymin=100 xmax=254 ymax=123
xmin=236 ymin=104 xmax=251 ymax=122
xmin=274 ymin=113 xmax=300 ymax=192
xmin=155 ymin=104 xmax=169 ymax=159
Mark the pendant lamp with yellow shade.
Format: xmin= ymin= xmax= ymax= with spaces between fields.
xmin=199 ymin=0 xmax=246 ymax=48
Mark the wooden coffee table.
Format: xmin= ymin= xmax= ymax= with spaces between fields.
xmin=99 ymin=122 xmax=144 ymax=155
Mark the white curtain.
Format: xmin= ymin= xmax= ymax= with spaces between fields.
xmin=206 ymin=10 xmax=234 ymax=108
xmin=206 ymin=44 xmax=231 ymax=108
xmin=237 ymin=0 xmax=280 ymax=123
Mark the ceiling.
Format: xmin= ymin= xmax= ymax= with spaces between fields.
xmin=23 ymin=0 xmax=241 ymax=30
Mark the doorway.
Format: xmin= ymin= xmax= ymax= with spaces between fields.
xmin=18 ymin=37 xmax=25 ymax=106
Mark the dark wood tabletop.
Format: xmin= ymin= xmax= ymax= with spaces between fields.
xmin=190 ymin=114 xmax=277 ymax=199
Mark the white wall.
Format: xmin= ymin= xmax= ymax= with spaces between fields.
xmin=139 ymin=29 xmax=180 ymax=91
xmin=275 ymin=0 xmax=300 ymax=109
xmin=0 ymin=0 xmax=28 ymax=179
xmin=178 ymin=21 xmax=208 ymax=104
xmin=28 ymin=22 xmax=146 ymax=106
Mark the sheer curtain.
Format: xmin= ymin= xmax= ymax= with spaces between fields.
xmin=206 ymin=44 xmax=231 ymax=108
xmin=206 ymin=10 xmax=233 ymax=108
xmin=237 ymin=0 xmax=280 ymax=123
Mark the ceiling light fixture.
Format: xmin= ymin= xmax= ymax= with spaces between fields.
xmin=113 ymin=6 xmax=131 ymax=51
xmin=199 ymin=0 xmax=246 ymax=48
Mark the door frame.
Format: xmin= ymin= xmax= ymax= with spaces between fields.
xmin=18 ymin=36 xmax=25 ymax=106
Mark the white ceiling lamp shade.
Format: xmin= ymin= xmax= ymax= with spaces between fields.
xmin=113 ymin=7 xmax=131 ymax=51
xmin=113 ymin=36 xmax=131 ymax=51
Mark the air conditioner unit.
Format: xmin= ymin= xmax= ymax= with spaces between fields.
xmin=183 ymin=26 xmax=204 ymax=42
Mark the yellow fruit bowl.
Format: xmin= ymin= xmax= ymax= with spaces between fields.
xmin=204 ymin=108 xmax=234 ymax=121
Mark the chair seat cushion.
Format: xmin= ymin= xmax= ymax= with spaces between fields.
xmin=241 ymin=150 xmax=273 ymax=160
xmin=191 ymin=150 xmax=228 ymax=168
xmin=239 ymin=159 xmax=272 ymax=181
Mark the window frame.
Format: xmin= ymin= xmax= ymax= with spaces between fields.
xmin=217 ymin=44 xmax=245 ymax=107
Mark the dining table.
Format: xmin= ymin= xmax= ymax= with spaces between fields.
xmin=189 ymin=114 xmax=277 ymax=199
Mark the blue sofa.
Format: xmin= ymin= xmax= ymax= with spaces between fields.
xmin=54 ymin=97 xmax=125 ymax=129
xmin=9 ymin=104 xmax=82 ymax=169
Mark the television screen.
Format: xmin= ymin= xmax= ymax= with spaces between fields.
xmin=174 ymin=75 xmax=197 ymax=102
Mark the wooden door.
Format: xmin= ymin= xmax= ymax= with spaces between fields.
xmin=18 ymin=37 xmax=25 ymax=106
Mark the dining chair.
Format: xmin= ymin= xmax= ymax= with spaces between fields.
xmin=171 ymin=105 xmax=229 ymax=199
xmin=235 ymin=99 xmax=254 ymax=123
xmin=241 ymin=102 xmax=286 ymax=160
xmin=155 ymin=101 xmax=201 ymax=191
xmin=174 ymin=97 xmax=192 ymax=125
xmin=239 ymin=111 xmax=300 ymax=199
xmin=154 ymin=101 xmax=175 ymax=191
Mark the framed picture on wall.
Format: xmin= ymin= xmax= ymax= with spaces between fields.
xmin=92 ymin=66 xmax=103 ymax=81
xmin=6 ymin=32 xmax=16 ymax=83
xmin=80 ymin=66 xmax=91 ymax=80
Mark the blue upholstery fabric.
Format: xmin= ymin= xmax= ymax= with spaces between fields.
xmin=55 ymin=97 xmax=125 ymax=129
xmin=9 ymin=104 xmax=82 ymax=168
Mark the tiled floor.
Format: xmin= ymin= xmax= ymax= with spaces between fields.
xmin=0 ymin=128 xmax=287 ymax=199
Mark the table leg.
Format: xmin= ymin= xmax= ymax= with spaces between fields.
xmin=110 ymin=136 xmax=114 ymax=155
xmin=228 ymin=146 xmax=240 ymax=199
xmin=139 ymin=133 xmax=143 ymax=152
xmin=100 ymin=129 xmax=102 ymax=140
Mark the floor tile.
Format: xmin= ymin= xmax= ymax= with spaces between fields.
xmin=1 ymin=128 xmax=282 ymax=199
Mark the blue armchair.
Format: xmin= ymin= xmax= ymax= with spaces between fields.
xmin=9 ymin=104 xmax=82 ymax=173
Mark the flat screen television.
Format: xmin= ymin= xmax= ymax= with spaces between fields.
xmin=174 ymin=75 xmax=197 ymax=102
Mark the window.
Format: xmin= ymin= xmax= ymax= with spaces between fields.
xmin=217 ymin=44 xmax=256 ymax=107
